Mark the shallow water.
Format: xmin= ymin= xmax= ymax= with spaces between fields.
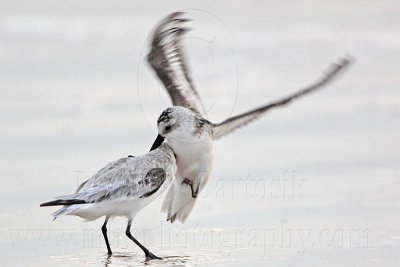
xmin=1 ymin=0 xmax=400 ymax=266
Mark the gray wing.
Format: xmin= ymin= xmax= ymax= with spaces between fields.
xmin=59 ymin=158 xmax=167 ymax=203
xmin=147 ymin=12 xmax=206 ymax=117
xmin=139 ymin=168 xmax=166 ymax=198
xmin=74 ymin=157 xmax=130 ymax=193
xmin=212 ymin=57 xmax=352 ymax=140
xmin=83 ymin=168 xmax=166 ymax=202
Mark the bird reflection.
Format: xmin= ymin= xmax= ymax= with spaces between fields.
xmin=101 ymin=252 xmax=190 ymax=267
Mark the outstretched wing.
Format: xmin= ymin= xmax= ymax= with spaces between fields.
xmin=147 ymin=12 xmax=206 ymax=117
xmin=212 ymin=57 xmax=352 ymax=140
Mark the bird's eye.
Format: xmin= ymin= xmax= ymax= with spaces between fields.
xmin=165 ymin=125 xmax=172 ymax=131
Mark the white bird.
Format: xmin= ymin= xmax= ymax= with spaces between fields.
xmin=40 ymin=143 xmax=176 ymax=260
xmin=146 ymin=12 xmax=352 ymax=223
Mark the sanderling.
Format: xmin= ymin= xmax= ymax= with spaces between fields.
xmin=146 ymin=12 xmax=352 ymax=223
xmin=40 ymin=142 xmax=176 ymax=260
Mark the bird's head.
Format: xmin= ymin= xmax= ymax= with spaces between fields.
xmin=157 ymin=106 xmax=198 ymax=139
xmin=150 ymin=106 xmax=211 ymax=151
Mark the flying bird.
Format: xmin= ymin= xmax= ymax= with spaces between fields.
xmin=146 ymin=12 xmax=352 ymax=223
xmin=40 ymin=143 xmax=176 ymax=260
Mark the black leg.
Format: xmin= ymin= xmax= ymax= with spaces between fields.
xmin=125 ymin=220 xmax=162 ymax=261
xmin=181 ymin=178 xmax=199 ymax=198
xmin=102 ymin=217 xmax=112 ymax=255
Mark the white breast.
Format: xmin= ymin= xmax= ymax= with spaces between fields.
xmin=167 ymin=135 xmax=214 ymax=187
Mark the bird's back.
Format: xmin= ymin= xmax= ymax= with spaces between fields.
xmin=44 ymin=143 xmax=177 ymax=221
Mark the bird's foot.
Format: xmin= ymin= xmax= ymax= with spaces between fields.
xmin=181 ymin=178 xmax=198 ymax=198
xmin=181 ymin=177 xmax=193 ymax=186
xmin=145 ymin=251 xmax=162 ymax=261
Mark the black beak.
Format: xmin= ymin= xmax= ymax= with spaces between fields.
xmin=150 ymin=134 xmax=165 ymax=151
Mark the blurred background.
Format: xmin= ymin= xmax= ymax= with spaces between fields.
xmin=1 ymin=0 xmax=399 ymax=266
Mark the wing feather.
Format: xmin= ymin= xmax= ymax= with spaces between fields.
xmin=212 ymin=57 xmax=352 ymax=140
xmin=56 ymin=158 xmax=167 ymax=203
xmin=147 ymin=12 xmax=206 ymax=117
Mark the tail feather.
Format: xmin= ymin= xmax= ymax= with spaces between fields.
xmin=52 ymin=205 xmax=82 ymax=220
xmin=161 ymin=183 xmax=197 ymax=223
xmin=173 ymin=199 xmax=196 ymax=223
xmin=161 ymin=185 xmax=175 ymax=216
xmin=41 ymin=198 xmax=90 ymax=221
xmin=40 ymin=199 xmax=86 ymax=207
